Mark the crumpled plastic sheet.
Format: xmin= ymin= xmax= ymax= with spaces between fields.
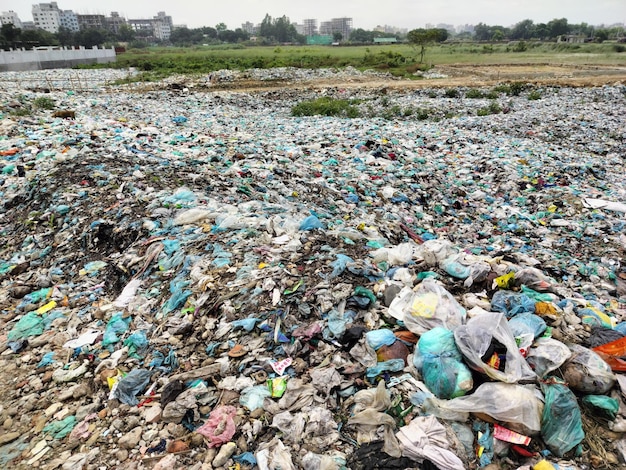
xmin=43 ymin=415 xmax=77 ymax=439
xmin=112 ymin=369 xmax=152 ymax=406
xmin=195 ymin=405 xmax=237 ymax=447
xmin=396 ymin=415 xmax=465 ymax=470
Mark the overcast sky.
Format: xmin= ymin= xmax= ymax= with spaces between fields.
xmin=1 ymin=0 xmax=624 ymax=30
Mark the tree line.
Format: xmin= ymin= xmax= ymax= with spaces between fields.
xmin=0 ymin=16 xmax=623 ymax=50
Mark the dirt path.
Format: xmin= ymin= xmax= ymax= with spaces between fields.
xmin=207 ymin=63 xmax=626 ymax=93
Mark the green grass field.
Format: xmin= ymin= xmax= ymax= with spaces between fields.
xmin=97 ymin=41 xmax=625 ymax=83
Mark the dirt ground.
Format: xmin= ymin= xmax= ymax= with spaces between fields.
xmin=208 ymin=63 xmax=626 ymax=93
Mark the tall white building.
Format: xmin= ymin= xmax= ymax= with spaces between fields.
xmin=32 ymin=2 xmax=61 ymax=33
xmin=153 ymin=11 xmax=172 ymax=40
xmin=0 ymin=10 xmax=23 ymax=28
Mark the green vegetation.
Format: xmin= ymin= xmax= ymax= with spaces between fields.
xmin=291 ymin=97 xmax=361 ymax=118
xmin=528 ymin=90 xmax=542 ymax=100
xmin=89 ymin=41 xmax=625 ymax=85
xmin=32 ymin=96 xmax=56 ymax=110
xmin=477 ymin=101 xmax=503 ymax=116
xmin=444 ymin=88 xmax=460 ymax=98
xmin=465 ymin=88 xmax=484 ymax=98
xmin=493 ymin=82 xmax=528 ymax=96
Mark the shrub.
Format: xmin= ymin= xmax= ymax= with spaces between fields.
xmin=291 ymin=97 xmax=360 ymax=118
xmin=465 ymin=88 xmax=484 ymax=99
xmin=414 ymin=108 xmax=431 ymax=120
xmin=477 ymin=101 xmax=501 ymax=116
xmin=33 ymin=97 xmax=56 ymax=110
xmin=614 ymin=44 xmax=625 ymax=53
xmin=528 ymin=90 xmax=542 ymax=100
xmin=444 ymin=88 xmax=460 ymax=98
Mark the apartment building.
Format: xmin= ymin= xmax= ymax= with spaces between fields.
xmin=32 ymin=2 xmax=61 ymax=33
xmin=0 ymin=10 xmax=23 ymax=28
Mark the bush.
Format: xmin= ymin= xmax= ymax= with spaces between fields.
xmin=291 ymin=97 xmax=360 ymax=118
xmin=477 ymin=101 xmax=502 ymax=116
xmin=414 ymin=108 xmax=431 ymax=120
xmin=465 ymin=88 xmax=484 ymax=99
xmin=614 ymin=44 xmax=625 ymax=53
xmin=444 ymin=88 xmax=460 ymax=98
xmin=528 ymin=90 xmax=542 ymax=100
xmin=493 ymin=82 xmax=527 ymax=96
xmin=513 ymin=41 xmax=528 ymax=52
xmin=33 ymin=97 xmax=56 ymax=110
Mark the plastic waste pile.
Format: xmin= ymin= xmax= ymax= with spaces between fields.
xmin=0 ymin=69 xmax=626 ymax=469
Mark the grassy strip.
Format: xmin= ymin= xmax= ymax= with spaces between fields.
xmin=80 ymin=42 xmax=624 ymax=83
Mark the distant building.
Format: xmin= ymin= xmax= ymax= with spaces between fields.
xmin=374 ymin=24 xmax=407 ymax=35
xmin=77 ymin=14 xmax=105 ymax=31
xmin=303 ymin=18 xmax=318 ymax=36
xmin=320 ymin=18 xmax=352 ymax=40
xmin=59 ymin=10 xmax=79 ymax=32
xmin=105 ymin=12 xmax=127 ymax=34
xmin=241 ymin=21 xmax=256 ymax=35
xmin=32 ymin=2 xmax=61 ymax=33
xmin=0 ymin=10 xmax=23 ymax=28
xmin=153 ymin=11 xmax=172 ymax=40
xmin=128 ymin=11 xmax=173 ymax=41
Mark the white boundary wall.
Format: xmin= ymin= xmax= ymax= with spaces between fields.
xmin=0 ymin=46 xmax=116 ymax=72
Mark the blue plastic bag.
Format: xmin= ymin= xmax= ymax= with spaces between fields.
xmin=124 ymin=331 xmax=149 ymax=358
xmin=102 ymin=313 xmax=131 ymax=346
xmin=507 ymin=312 xmax=547 ymax=339
xmin=299 ymin=215 xmax=324 ymax=231
xmin=491 ymin=290 xmax=536 ymax=318
xmin=365 ymin=329 xmax=398 ymax=350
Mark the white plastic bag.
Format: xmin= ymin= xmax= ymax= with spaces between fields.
xmin=423 ymin=382 xmax=544 ymax=435
xmin=389 ymin=279 xmax=466 ymax=334
xmin=562 ymin=344 xmax=615 ymax=394
xmin=454 ymin=312 xmax=536 ymax=383
xmin=526 ymin=337 xmax=572 ymax=378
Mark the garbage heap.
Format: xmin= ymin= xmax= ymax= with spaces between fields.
xmin=0 ymin=70 xmax=626 ymax=470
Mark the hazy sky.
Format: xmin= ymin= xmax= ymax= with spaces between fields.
xmin=1 ymin=0 xmax=624 ymax=30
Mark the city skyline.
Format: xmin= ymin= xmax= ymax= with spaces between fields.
xmin=0 ymin=0 xmax=624 ymax=32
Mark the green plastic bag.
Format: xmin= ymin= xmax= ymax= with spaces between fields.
xmin=8 ymin=312 xmax=44 ymax=341
xmin=540 ymin=378 xmax=584 ymax=457
xmin=43 ymin=415 xmax=77 ymax=439
xmin=414 ymin=327 xmax=473 ymax=399
xmin=582 ymin=395 xmax=619 ymax=421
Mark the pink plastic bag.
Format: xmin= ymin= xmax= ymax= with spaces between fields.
xmin=195 ymin=405 xmax=237 ymax=447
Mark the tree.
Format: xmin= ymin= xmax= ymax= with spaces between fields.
xmin=474 ymin=23 xmax=491 ymax=41
xmin=492 ymin=29 xmax=505 ymax=41
xmin=117 ymin=24 xmax=135 ymax=42
xmin=1 ymin=23 xmax=21 ymax=47
xmin=595 ymin=28 xmax=609 ymax=42
xmin=350 ymin=28 xmax=374 ymax=43
xmin=215 ymin=23 xmax=227 ymax=32
xmin=511 ymin=19 xmax=534 ymax=40
xmin=407 ymin=28 xmax=442 ymax=63
xmin=333 ymin=32 xmax=343 ymax=42
xmin=259 ymin=14 xmax=274 ymax=39
xmin=56 ymin=26 xmax=75 ymax=46
xmin=169 ymin=27 xmax=194 ymax=46
xmin=20 ymin=28 xmax=58 ymax=47
xmin=76 ymin=28 xmax=110 ymax=47
xmin=548 ymin=18 xmax=569 ymax=39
